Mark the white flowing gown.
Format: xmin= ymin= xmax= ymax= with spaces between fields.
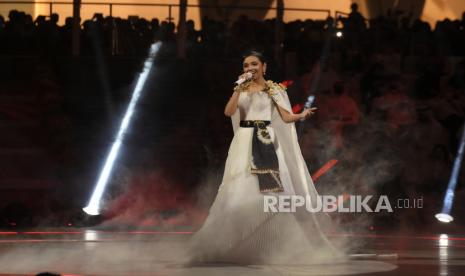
xmin=189 ymin=86 xmax=345 ymax=264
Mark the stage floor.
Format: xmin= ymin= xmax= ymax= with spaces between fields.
xmin=0 ymin=230 xmax=463 ymax=275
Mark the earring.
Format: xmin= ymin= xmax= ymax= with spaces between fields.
xmin=263 ymin=71 xmax=266 ymax=75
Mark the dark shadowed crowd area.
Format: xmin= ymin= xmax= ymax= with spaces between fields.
xmin=1 ymin=4 xmax=465 ymax=231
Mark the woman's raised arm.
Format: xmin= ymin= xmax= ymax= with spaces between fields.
xmin=224 ymin=90 xmax=241 ymax=117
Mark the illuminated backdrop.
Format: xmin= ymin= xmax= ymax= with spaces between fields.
xmin=0 ymin=0 xmax=464 ymax=30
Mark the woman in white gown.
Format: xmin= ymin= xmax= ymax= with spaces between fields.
xmin=188 ymin=51 xmax=345 ymax=264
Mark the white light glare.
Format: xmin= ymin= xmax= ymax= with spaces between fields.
xmin=435 ymin=124 xmax=465 ymax=223
xmin=83 ymin=42 xmax=162 ymax=215
xmin=439 ymin=234 xmax=449 ymax=247
xmin=435 ymin=213 xmax=454 ymax=223
xmin=336 ymin=31 xmax=343 ymax=38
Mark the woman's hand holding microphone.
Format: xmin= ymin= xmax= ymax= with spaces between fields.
xmin=235 ymin=72 xmax=254 ymax=85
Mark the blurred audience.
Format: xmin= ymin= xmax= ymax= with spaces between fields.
xmin=1 ymin=4 xmax=465 ymax=227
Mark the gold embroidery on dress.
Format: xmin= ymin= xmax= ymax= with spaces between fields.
xmin=250 ymin=168 xmax=284 ymax=192
xmin=234 ymin=80 xmax=286 ymax=95
xmin=257 ymin=128 xmax=272 ymax=144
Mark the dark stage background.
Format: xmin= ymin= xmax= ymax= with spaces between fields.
xmin=0 ymin=2 xmax=465 ymax=232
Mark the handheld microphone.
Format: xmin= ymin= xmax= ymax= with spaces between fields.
xmin=235 ymin=72 xmax=253 ymax=85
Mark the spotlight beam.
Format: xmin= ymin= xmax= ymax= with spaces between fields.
xmin=436 ymin=123 xmax=465 ymax=223
xmin=83 ymin=42 xmax=162 ymax=216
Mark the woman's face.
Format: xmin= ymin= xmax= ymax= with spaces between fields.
xmin=243 ymin=55 xmax=266 ymax=80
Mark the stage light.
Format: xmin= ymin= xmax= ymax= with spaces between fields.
xmin=439 ymin=234 xmax=449 ymax=246
xmin=435 ymin=124 xmax=465 ymax=223
xmin=83 ymin=42 xmax=162 ymax=216
xmin=336 ymin=31 xmax=343 ymax=38
xmin=435 ymin=213 xmax=454 ymax=223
